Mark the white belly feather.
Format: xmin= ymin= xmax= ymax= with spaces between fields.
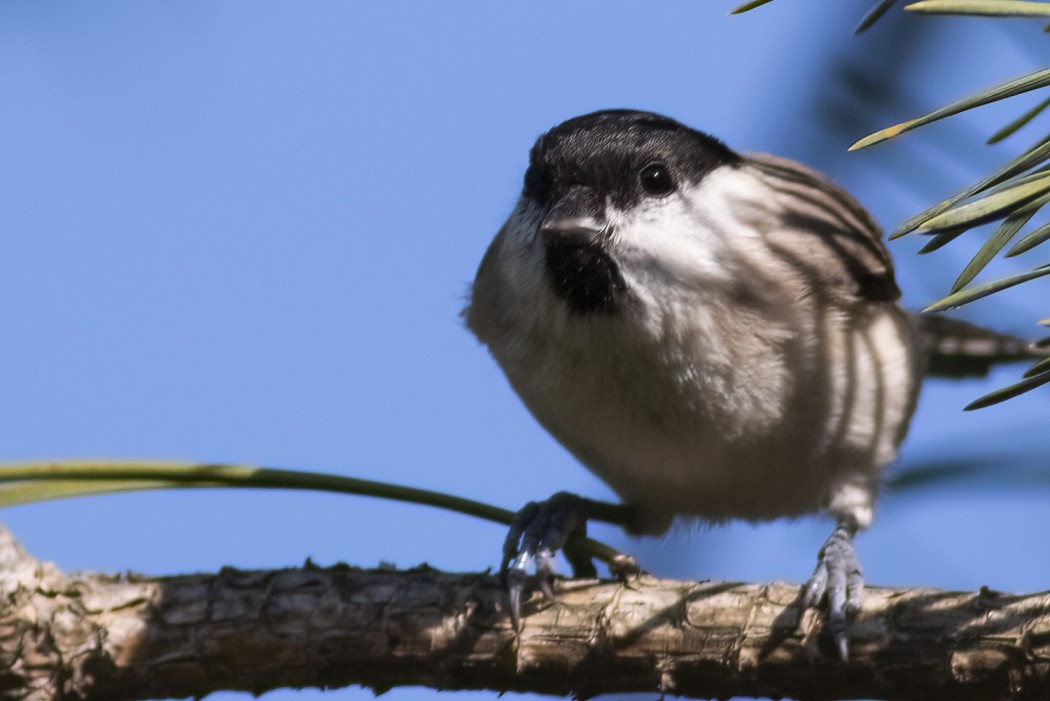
xmin=487 ymin=284 xmax=917 ymax=534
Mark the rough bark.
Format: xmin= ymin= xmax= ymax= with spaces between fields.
xmin=1 ymin=524 xmax=1049 ymax=701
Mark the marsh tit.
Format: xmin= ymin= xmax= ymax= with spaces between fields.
xmin=465 ymin=109 xmax=1041 ymax=659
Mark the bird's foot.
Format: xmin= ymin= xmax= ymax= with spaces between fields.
xmin=802 ymin=521 xmax=863 ymax=662
xmin=501 ymin=492 xmax=640 ymax=629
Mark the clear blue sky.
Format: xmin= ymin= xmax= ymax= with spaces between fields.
xmin=1 ymin=3 xmax=1047 ymax=700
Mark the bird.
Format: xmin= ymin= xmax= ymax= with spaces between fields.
xmin=463 ymin=109 xmax=1042 ymax=660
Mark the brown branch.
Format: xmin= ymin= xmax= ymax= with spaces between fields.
xmin=1 ymin=523 xmax=1049 ymax=701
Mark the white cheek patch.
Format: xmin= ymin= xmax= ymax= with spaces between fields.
xmin=496 ymin=206 xmax=551 ymax=302
xmin=507 ymin=200 xmax=543 ymax=246
xmin=608 ymin=169 xmax=755 ymax=296
xmin=678 ymin=166 xmax=771 ymax=249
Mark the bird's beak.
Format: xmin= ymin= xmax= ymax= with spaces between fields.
xmin=540 ymin=189 xmax=606 ymax=245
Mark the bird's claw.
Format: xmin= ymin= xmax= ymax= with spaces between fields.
xmin=501 ymin=492 xmax=590 ymax=629
xmin=505 ymin=551 xmax=528 ymax=630
xmin=802 ymin=522 xmax=863 ymax=662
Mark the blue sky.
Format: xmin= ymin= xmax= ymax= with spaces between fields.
xmin=1 ymin=3 xmax=1048 ymax=700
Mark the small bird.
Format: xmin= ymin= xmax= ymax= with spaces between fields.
xmin=464 ymin=109 xmax=1041 ymax=659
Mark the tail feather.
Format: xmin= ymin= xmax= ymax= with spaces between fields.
xmin=912 ymin=313 xmax=1049 ymax=378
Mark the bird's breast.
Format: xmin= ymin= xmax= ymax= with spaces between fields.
xmin=488 ymin=295 xmax=917 ymax=533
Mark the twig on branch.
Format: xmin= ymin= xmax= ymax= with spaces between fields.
xmin=1 ymin=523 xmax=1048 ymax=701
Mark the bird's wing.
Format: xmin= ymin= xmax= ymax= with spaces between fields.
xmin=746 ymin=152 xmax=901 ymax=305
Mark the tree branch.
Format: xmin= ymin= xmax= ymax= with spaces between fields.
xmin=2 ymin=523 xmax=1048 ymax=701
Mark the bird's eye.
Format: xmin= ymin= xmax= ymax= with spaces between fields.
xmin=639 ymin=163 xmax=675 ymax=196
xmin=523 ymin=165 xmax=551 ymax=203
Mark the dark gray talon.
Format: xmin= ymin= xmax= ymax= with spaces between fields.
xmin=803 ymin=521 xmax=861 ymax=662
xmin=500 ymin=492 xmax=591 ymax=627
xmin=535 ymin=548 xmax=557 ymax=600
xmin=506 ymin=556 xmax=528 ymax=631
xmin=501 ymin=501 xmax=540 ymax=578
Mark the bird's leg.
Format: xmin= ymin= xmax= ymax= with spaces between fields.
xmin=802 ymin=518 xmax=863 ymax=662
xmin=500 ymin=492 xmax=634 ymax=629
